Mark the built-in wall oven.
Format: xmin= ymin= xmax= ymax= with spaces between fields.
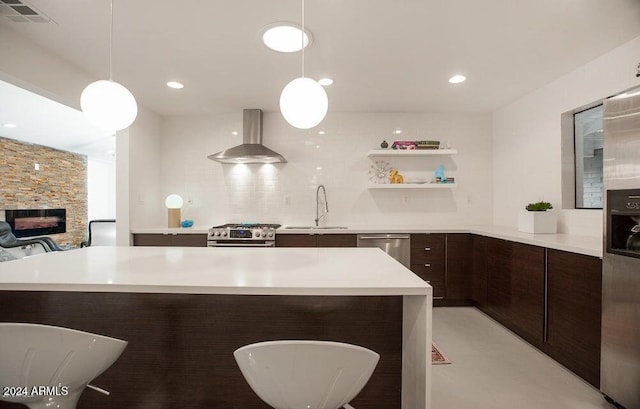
xmin=207 ymin=224 xmax=280 ymax=247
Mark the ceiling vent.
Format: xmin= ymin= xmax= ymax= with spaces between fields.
xmin=0 ymin=0 xmax=52 ymax=23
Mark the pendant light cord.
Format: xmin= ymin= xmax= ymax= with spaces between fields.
xmin=109 ymin=0 xmax=113 ymax=81
xmin=301 ymin=0 xmax=305 ymax=78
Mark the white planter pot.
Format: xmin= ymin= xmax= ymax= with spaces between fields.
xmin=517 ymin=210 xmax=557 ymax=234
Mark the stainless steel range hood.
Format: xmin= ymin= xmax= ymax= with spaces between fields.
xmin=208 ymin=109 xmax=286 ymax=164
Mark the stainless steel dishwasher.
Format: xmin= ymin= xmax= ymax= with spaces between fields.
xmin=357 ymin=234 xmax=410 ymax=268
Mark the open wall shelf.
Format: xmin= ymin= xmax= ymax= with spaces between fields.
xmin=367 ymin=149 xmax=458 ymax=157
xmin=368 ymin=183 xmax=457 ymax=189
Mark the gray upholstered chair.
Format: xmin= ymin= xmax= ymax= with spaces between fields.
xmin=0 ymin=221 xmax=60 ymax=253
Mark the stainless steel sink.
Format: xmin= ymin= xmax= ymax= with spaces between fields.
xmin=284 ymin=226 xmax=348 ymax=229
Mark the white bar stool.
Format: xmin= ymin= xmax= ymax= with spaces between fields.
xmin=0 ymin=323 xmax=127 ymax=409
xmin=234 ymin=340 xmax=380 ymax=409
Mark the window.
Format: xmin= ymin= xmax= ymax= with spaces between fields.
xmin=573 ymin=104 xmax=603 ymax=209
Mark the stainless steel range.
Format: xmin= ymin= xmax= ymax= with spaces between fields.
xmin=207 ymin=223 xmax=280 ymax=247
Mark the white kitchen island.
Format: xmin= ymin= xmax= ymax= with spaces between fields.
xmin=0 ymin=246 xmax=432 ymax=409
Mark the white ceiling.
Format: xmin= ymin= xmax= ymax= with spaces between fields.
xmin=4 ymin=1 xmax=639 ymax=162
xmin=1 ymin=0 xmax=639 ymax=117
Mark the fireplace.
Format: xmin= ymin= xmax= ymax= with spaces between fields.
xmin=4 ymin=209 xmax=66 ymax=238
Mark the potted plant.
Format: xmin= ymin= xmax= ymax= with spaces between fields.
xmin=518 ymin=201 xmax=557 ymax=234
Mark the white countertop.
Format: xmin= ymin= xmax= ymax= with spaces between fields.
xmin=470 ymin=225 xmax=602 ymax=258
xmin=0 ymin=247 xmax=430 ymax=296
xmin=131 ymin=225 xmax=603 ymax=257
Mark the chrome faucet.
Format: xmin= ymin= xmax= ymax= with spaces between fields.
xmin=315 ymin=184 xmax=328 ymax=227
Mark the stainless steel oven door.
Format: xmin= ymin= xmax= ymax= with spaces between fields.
xmin=207 ymin=240 xmax=275 ymax=247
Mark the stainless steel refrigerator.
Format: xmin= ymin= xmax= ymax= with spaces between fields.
xmin=602 ymin=86 xmax=640 ymax=409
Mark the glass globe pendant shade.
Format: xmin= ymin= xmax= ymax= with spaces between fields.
xmin=279 ymin=77 xmax=328 ymax=129
xmin=164 ymin=194 xmax=184 ymax=209
xmin=81 ymin=80 xmax=138 ymax=131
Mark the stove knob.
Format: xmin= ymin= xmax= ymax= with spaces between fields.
xmin=267 ymin=232 xmax=274 ymax=238
xmin=222 ymin=231 xmax=227 ymax=237
xmin=215 ymin=231 xmax=220 ymax=236
xmin=261 ymin=232 xmax=267 ymax=237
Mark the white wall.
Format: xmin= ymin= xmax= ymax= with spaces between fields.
xmin=0 ymin=25 xmax=93 ymax=110
xmin=154 ymin=111 xmax=493 ymax=228
xmin=128 ymin=106 xmax=163 ymax=229
xmin=87 ymin=158 xmax=116 ymax=220
xmin=492 ymin=35 xmax=640 ymax=237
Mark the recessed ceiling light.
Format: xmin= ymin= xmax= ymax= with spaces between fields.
xmin=166 ymin=81 xmax=184 ymax=89
xmin=261 ymin=23 xmax=312 ymax=53
xmin=318 ymin=130 xmax=326 ymax=135
xmin=318 ymin=78 xmax=333 ymax=86
xmin=393 ymin=129 xmax=403 ymax=134
xmin=231 ymin=131 xmax=238 ymax=136
xmin=448 ymin=75 xmax=466 ymax=84
xmin=2 ymin=123 xmax=17 ymax=128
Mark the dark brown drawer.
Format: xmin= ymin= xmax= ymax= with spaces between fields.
xmin=410 ymin=234 xmax=445 ymax=264
xmin=316 ymin=234 xmax=357 ymax=247
xmin=410 ymin=233 xmax=445 ymax=249
xmin=410 ymin=262 xmax=445 ymax=298
xmin=275 ymin=234 xmax=316 ymax=247
xmin=171 ymin=234 xmax=207 ymax=247
xmin=410 ymin=247 xmax=445 ymax=263
xmin=133 ymin=234 xmax=171 ymax=246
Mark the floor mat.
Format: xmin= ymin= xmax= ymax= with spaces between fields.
xmin=432 ymin=343 xmax=451 ymax=364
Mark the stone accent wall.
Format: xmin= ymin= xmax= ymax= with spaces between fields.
xmin=0 ymin=136 xmax=87 ymax=247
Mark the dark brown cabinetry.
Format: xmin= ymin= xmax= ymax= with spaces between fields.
xmin=275 ymin=234 xmax=316 ymax=247
xmin=546 ymin=249 xmax=602 ymax=387
xmin=486 ymin=237 xmax=513 ymax=321
xmin=476 ymin=238 xmax=545 ymax=344
xmin=317 ymin=234 xmax=358 ymax=247
xmin=275 ymin=234 xmax=357 ymax=248
xmin=133 ymin=233 xmax=207 ymax=247
xmin=410 ymin=234 xmax=445 ymax=299
xmin=509 ymin=242 xmax=545 ymax=343
xmin=472 ymin=235 xmax=488 ymax=307
xmin=445 ymin=233 xmax=473 ymax=302
xmin=474 ymin=239 xmax=601 ymax=387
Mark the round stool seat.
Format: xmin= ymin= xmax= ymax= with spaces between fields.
xmin=0 ymin=323 xmax=127 ymax=409
xmin=234 ymin=340 xmax=379 ymax=409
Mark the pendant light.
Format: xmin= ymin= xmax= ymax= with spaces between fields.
xmin=279 ymin=0 xmax=328 ymax=129
xmin=81 ymin=0 xmax=137 ymax=131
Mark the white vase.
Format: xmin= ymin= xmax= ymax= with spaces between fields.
xmin=517 ymin=210 xmax=557 ymax=234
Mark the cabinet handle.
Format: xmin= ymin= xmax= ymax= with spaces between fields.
xmin=424 ymin=247 xmax=431 ymax=251
xmin=424 ymin=263 xmax=431 ymax=267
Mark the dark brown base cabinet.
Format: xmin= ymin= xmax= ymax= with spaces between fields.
xmin=409 ymin=233 xmax=473 ymax=305
xmin=133 ymin=233 xmax=207 ymax=247
xmin=472 ymin=238 xmax=602 ymax=388
xmin=445 ymin=234 xmax=474 ymax=302
xmin=410 ymin=234 xmax=446 ymax=299
xmin=275 ymin=234 xmax=357 ymax=247
xmin=546 ymin=249 xmax=602 ymax=387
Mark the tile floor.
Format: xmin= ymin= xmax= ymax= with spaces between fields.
xmin=432 ymin=307 xmax=612 ymax=409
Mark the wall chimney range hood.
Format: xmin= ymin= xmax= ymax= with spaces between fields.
xmin=208 ymin=109 xmax=286 ymax=164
